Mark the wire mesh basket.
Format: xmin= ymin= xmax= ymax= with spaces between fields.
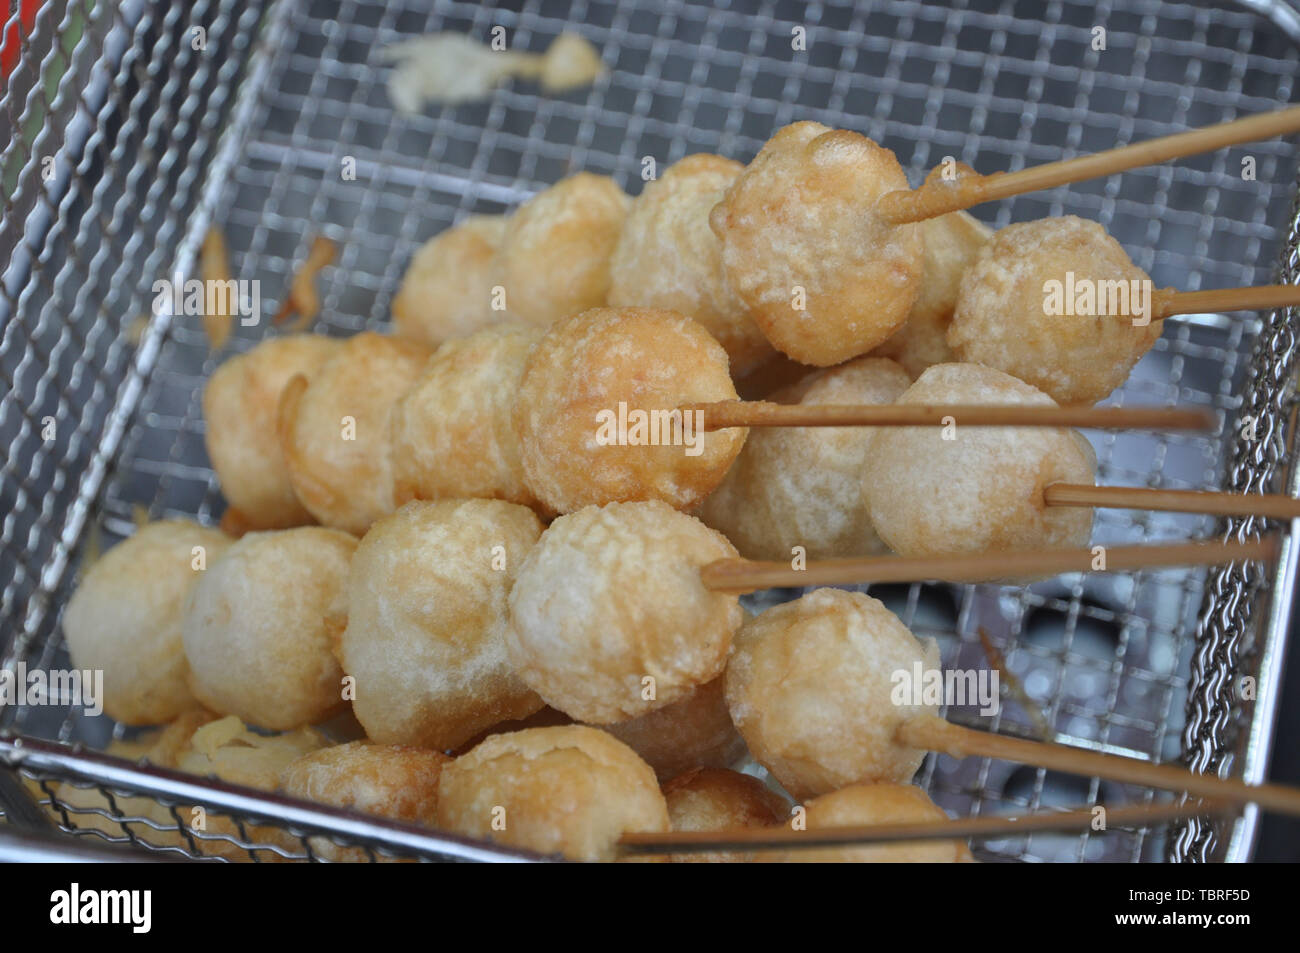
xmin=1 ymin=0 xmax=1299 ymax=862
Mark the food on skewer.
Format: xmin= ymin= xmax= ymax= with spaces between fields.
xmin=600 ymin=675 xmax=746 ymax=781
xmin=506 ymin=500 xmax=742 ymax=724
xmin=203 ymin=334 xmax=342 ymax=530
xmin=862 ymin=362 xmax=1096 ymax=559
xmin=338 ymin=499 xmax=545 ymax=750
xmin=277 ymin=331 xmax=432 ymax=535
xmin=436 ymin=725 xmax=670 ymax=862
xmin=389 ymin=322 xmax=543 ymax=508
xmin=699 ymin=356 xmax=910 ymax=560
xmin=725 ymin=588 xmax=939 ymax=800
xmin=392 ymin=215 xmax=507 ymax=348
xmin=182 ymin=527 xmax=355 ymax=731
xmin=513 ymin=307 xmax=746 ymax=514
xmin=661 ymin=767 xmax=789 ymax=864
xmin=493 ymin=172 xmax=630 ymax=328
xmin=710 ymin=121 xmax=923 ymax=366
xmin=63 ymin=520 xmax=233 ymax=726
xmin=609 ymin=154 xmax=774 ymax=376
xmin=278 ymin=741 xmax=448 ymax=863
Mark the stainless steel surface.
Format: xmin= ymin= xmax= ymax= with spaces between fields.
xmin=1 ymin=0 xmax=1298 ymax=862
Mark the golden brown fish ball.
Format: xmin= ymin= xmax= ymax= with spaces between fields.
xmin=63 ymin=520 xmax=233 ymax=726
xmin=663 ymin=767 xmax=790 ymax=863
xmin=759 ymin=783 xmax=971 ymax=863
xmin=608 ymin=154 xmax=774 ymax=376
xmin=278 ymin=331 xmax=432 ymax=535
xmin=863 ymin=362 xmax=1096 ymax=558
xmin=436 ymin=725 xmax=669 ymax=861
xmin=506 ymin=500 xmax=743 ymax=724
xmin=389 ymin=323 xmax=542 ymax=509
xmin=699 ymin=356 xmax=911 ymax=560
xmin=203 ymin=335 xmax=342 ymax=530
xmin=391 ymin=215 xmax=507 ymax=348
xmin=600 ymin=675 xmax=746 ymax=781
xmin=948 ymin=215 xmax=1161 ymax=405
xmin=872 ymin=208 xmax=993 ymax=377
xmin=710 ymin=121 xmax=923 ymax=366
xmin=493 ymin=172 xmax=629 ymax=328
xmin=182 ymin=527 xmax=356 ymax=731
xmin=338 ymin=499 xmax=545 ymax=751
xmin=725 ymin=588 xmax=940 ymax=800
xmin=279 ymin=741 xmax=449 ymax=862
xmin=513 ymin=307 xmax=745 ymax=514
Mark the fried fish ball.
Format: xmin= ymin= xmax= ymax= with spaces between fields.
xmin=608 ymin=154 xmax=774 ymax=376
xmin=507 ymin=500 xmax=743 ymax=724
xmin=63 ymin=520 xmax=234 ymax=725
xmin=436 ymin=725 xmax=669 ymax=861
xmin=278 ymin=331 xmax=432 ymax=535
xmin=863 ymin=362 xmax=1096 ymax=558
xmin=759 ymin=783 xmax=971 ymax=863
xmin=493 ymin=172 xmax=629 ymax=328
xmin=663 ymin=768 xmax=789 ymax=863
xmin=513 ymin=307 xmax=745 ymax=514
xmin=203 ymin=335 xmax=342 ymax=530
xmin=725 ymin=588 xmax=940 ymax=800
xmin=710 ymin=121 xmax=923 ymax=366
xmin=279 ymin=741 xmax=449 ymax=862
xmin=601 ymin=675 xmax=746 ymax=781
xmin=872 ymin=206 xmax=993 ymax=377
xmin=339 ymin=499 xmax=545 ymax=750
xmin=389 ymin=323 xmax=542 ymax=508
xmin=699 ymin=356 xmax=911 ymax=560
xmin=948 ymin=216 xmax=1162 ymax=405
xmin=391 ymin=215 xmax=507 ymax=348
xmin=182 ymin=527 xmax=355 ymax=731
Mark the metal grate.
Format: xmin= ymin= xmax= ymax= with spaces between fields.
xmin=1 ymin=0 xmax=1299 ymax=861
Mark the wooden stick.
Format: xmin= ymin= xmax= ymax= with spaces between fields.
xmin=683 ymin=400 xmax=1215 ymax=432
xmin=1155 ymin=284 xmax=1300 ymax=319
xmin=618 ymin=799 xmax=1232 ymax=855
xmin=1045 ymin=483 xmax=1300 ymax=520
xmin=699 ymin=537 xmax=1278 ymax=594
xmin=900 ymin=715 xmax=1300 ymax=819
xmin=878 ymin=104 xmax=1300 ymax=224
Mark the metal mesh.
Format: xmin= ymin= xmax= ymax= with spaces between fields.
xmin=1 ymin=0 xmax=1299 ymax=862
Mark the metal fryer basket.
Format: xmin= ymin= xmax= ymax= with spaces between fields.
xmin=1 ymin=0 xmax=1299 ymax=862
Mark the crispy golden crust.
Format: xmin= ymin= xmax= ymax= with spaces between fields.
xmin=600 ymin=675 xmax=746 ymax=781
xmin=863 ymin=362 xmax=1096 ymax=558
xmin=757 ymin=783 xmax=969 ymax=863
xmin=204 ymin=335 xmax=342 ymax=529
xmin=436 ymin=725 xmax=669 ymax=861
xmin=699 ymin=356 xmax=911 ymax=560
xmin=278 ymin=332 xmax=432 ymax=535
xmin=513 ymin=307 xmax=745 ymax=514
xmin=339 ymin=500 xmax=545 ymax=750
xmin=609 ymin=154 xmax=774 ymax=376
xmin=662 ymin=767 xmax=789 ymax=863
xmin=389 ymin=323 xmax=542 ymax=508
xmin=948 ymin=216 xmax=1160 ymax=405
xmin=506 ymin=501 xmax=743 ymax=724
xmin=494 ymin=173 xmax=629 ymax=327
xmin=872 ymin=209 xmax=993 ymax=377
xmin=725 ymin=588 xmax=939 ymax=800
xmin=711 ymin=121 xmax=923 ymax=366
xmin=63 ymin=521 xmax=234 ymax=725
xmin=391 ymin=215 xmax=507 ymax=347
xmin=183 ymin=527 xmax=356 ymax=730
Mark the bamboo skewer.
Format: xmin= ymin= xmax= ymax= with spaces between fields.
xmin=877 ymin=103 xmax=1300 ymax=225
xmin=700 ymin=537 xmax=1278 ymax=594
xmin=900 ymin=716 xmax=1300 ymax=819
xmin=618 ymin=799 xmax=1232 ymax=855
xmin=683 ymin=400 xmax=1215 ymax=432
xmin=1154 ymin=284 xmax=1300 ymax=319
xmin=1044 ymin=483 xmax=1300 ymax=520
